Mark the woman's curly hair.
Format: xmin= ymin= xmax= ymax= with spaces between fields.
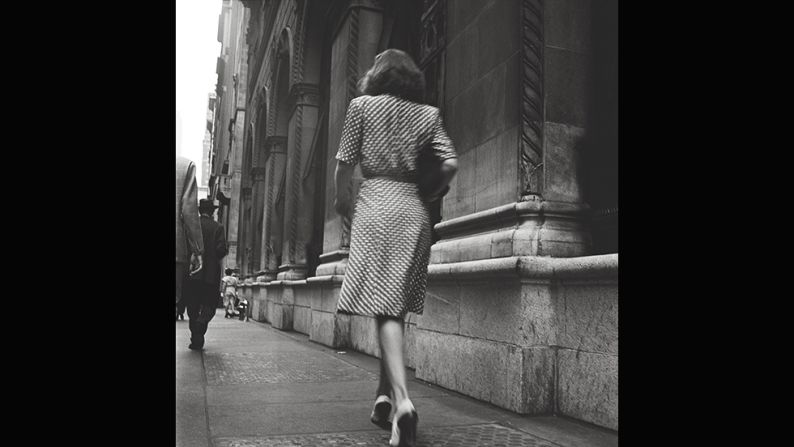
xmin=358 ymin=49 xmax=425 ymax=103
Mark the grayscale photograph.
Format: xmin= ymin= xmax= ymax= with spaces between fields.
xmin=176 ymin=1 xmax=618 ymax=446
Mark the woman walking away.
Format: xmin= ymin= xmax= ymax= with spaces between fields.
xmin=334 ymin=48 xmax=458 ymax=447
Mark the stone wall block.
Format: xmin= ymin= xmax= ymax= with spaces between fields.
xmin=414 ymin=329 xmax=544 ymax=413
xmin=310 ymin=310 xmax=350 ymax=349
xmin=476 ymin=0 xmax=520 ymax=79
xmin=542 ymin=122 xmax=586 ymax=203
xmin=557 ymin=349 xmax=618 ymax=430
xmin=404 ymin=320 xmax=418 ymax=370
xmin=558 ymin=282 xmax=618 ymax=354
xmin=521 ymin=347 xmax=555 ymax=414
xmin=458 ymin=281 xmax=523 ymax=345
xmin=456 ymin=234 xmax=493 ymax=262
xmin=348 ymin=315 xmax=380 ymax=358
xmin=293 ymin=305 xmax=312 ymax=335
xmin=418 ymin=282 xmax=461 ymax=334
xmin=294 ymin=284 xmax=314 ymax=307
xmin=313 ymin=282 xmax=342 ymax=313
xmin=545 ymin=0 xmax=592 ymax=54
xmin=251 ymin=298 xmax=262 ymax=322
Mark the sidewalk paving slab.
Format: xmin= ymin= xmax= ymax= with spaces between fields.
xmin=177 ymin=309 xmax=617 ymax=447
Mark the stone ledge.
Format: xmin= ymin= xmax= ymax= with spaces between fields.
xmin=306 ymin=275 xmax=345 ymax=284
xmin=432 ymin=199 xmax=591 ymax=259
xmin=436 ymin=199 xmax=590 ymax=239
xmin=428 ymin=254 xmax=618 ymax=281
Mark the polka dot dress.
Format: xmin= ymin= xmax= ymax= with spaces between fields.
xmin=335 ymin=94 xmax=457 ymax=319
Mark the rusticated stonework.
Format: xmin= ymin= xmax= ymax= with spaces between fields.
xmin=520 ymin=0 xmax=544 ymax=197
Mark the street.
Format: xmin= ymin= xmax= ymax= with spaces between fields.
xmin=176 ymin=309 xmax=618 ymax=447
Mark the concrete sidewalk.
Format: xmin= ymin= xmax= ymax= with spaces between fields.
xmin=176 ymin=309 xmax=618 ymax=447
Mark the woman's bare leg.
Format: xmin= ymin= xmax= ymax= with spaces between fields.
xmin=377 ymin=358 xmax=392 ymax=397
xmin=377 ymin=317 xmax=409 ymax=405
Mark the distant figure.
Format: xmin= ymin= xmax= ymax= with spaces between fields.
xmin=184 ymin=199 xmax=228 ymax=350
xmin=176 ymin=156 xmax=204 ymax=319
xmin=221 ymin=268 xmax=239 ymax=318
xmin=334 ymin=49 xmax=458 ymax=447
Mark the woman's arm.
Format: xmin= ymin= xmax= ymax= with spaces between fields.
xmin=334 ymin=160 xmax=355 ymax=216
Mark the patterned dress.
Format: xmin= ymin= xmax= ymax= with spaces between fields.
xmin=335 ymin=94 xmax=457 ymax=318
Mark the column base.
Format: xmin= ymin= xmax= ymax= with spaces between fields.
xmin=431 ymin=199 xmax=591 ymax=265
xmin=277 ymin=264 xmax=308 ymax=280
xmin=314 ymin=249 xmax=349 ymax=276
xmin=256 ymin=270 xmax=278 ymax=282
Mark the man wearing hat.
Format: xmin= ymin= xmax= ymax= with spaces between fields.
xmin=183 ymin=198 xmax=228 ymax=350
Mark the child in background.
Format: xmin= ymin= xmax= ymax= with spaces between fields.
xmin=221 ymin=268 xmax=239 ymax=318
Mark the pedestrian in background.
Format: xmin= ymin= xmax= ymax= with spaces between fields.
xmin=176 ymin=155 xmax=204 ymax=320
xmin=333 ymin=49 xmax=458 ymax=447
xmin=183 ymin=199 xmax=228 ymax=350
xmin=221 ymin=268 xmax=239 ymax=318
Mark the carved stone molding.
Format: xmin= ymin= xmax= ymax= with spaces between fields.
xmin=293 ymin=0 xmax=308 ymax=84
xmin=418 ymin=0 xmax=446 ymax=67
xmin=289 ymin=82 xmax=320 ymax=109
xmin=520 ymin=0 xmax=545 ymax=197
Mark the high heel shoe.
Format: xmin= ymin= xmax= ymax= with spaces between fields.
xmin=370 ymin=395 xmax=392 ymax=430
xmin=389 ymin=400 xmax=418 ymax=447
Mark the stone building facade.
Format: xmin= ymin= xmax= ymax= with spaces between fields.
xmin=200 ymin=92 xmax=217 ymax=200
xmin=208 ymin=0 xmax=618 ymax=431
xmin=209 ymin=0 xmax=250 ymax=272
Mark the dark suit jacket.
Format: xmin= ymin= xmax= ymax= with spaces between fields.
xmin=189 ymin=215 xmax=228 ymax=287
xmin=176 ymin=156 xmax=204 ymax=263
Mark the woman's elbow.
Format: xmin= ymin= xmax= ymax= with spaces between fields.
xmin=442 ymin=158 xmax=458 ymax=173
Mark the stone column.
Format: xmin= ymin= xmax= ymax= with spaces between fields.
xmin=224 ymin=111 xmax=245 ymax=271
xmin=239 ymin=186 xmax=252 ymax=274
xmin=258 ymin=136 xmax=287 ymax=281
xmin=250 ymin=166 xmax=267 ymax=273
xmin=225 ymin=172 xmax=241 ymax=270
xmin=432 ymin=0 xmax=591 ymax=260
xmin=518 ymin=0 xmax=592 ymax=250
xmin=316 ymin=0 xmax=384 ymax=276
xmin=277 ymin=82 xmax=320 ymax=280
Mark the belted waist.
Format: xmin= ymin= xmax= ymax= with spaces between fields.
xmin=363 ymin=173 xmax=418 ymax=183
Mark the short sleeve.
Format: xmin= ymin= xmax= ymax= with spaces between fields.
xmin=430 ymin=110 xmax=457 ymax=161
xmin=335 ymin=97 xmax=364 ymax=165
